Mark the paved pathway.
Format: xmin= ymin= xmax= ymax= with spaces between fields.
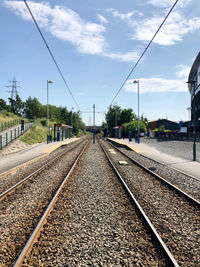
xmin=0 ymin=123 xmax=32 ymax=149
xmin=108 ymin=138 xmax=200 ymax=179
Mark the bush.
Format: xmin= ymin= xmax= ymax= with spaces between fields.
xmin=20 ymin=120 xmax=47 ymax=144
xmin=40 ymin=119 xmax=47 ymax=127
xmin=124 ymin=120 xmax=147 ymax=137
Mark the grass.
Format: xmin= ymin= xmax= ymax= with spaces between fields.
xmin=20 ymin=120 xmax=48 ymax=144
xmin=0 ymin=110 xmax=21 ymax=123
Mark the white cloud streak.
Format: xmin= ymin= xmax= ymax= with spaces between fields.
xmin=131 ymin=11 xmax=200 ymax=45
xmin=148 ymin=0 xmax=192 ymax=8
xmin=96 ymin=14 xmax=109 ymax=24
xmin=106 ymin=8 xmax=143 ymax=23
xmin=108 ymin=4 xmax=200 ymax=46
xmin=103 ymin=51 xmax=139 ymax=62
xmin=4 ymin=1 xmax=106 ymax=54
xmin=3 ymin=1 xmax=140 ymax=62
xmin=124 ymin=65 xmax=190 ymax=94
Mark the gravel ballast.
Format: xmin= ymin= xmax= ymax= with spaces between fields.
xmin=0 ymin=138 xmax=84 ymax=195
xmin=23 ymin=139 xmax=167 ymax=266
xmin=103 ymin=139 xmax=200 ymax=266
xmin=0 ymin=138 xmax=88 ymax=266
xmin=108 ymin=139 xmax=200 ymax=202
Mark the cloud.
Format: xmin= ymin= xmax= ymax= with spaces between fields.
xmin=107 ymin=5 xmax=200 ymax=47
xmin=103 ymin=51 xmax=139 ymax=62
xmin=4 ymin=1 xmax=106 ymax=54
xmin=148 ymin=0 xmax=192 ymax=8
xmin=96 ymin=14 xmax=109 ymax=24
xmin=175 ymin=65 xmax=190 ymax=80
xmin=4 ymin=1 xmax=141 ymax=62
xmin=106 ymin=8 xmax=143 ymax=22
xmin=131 ymin=11 xmax=200 ymax=45
xmin=124 ymin=65 xmax=190 ymax=94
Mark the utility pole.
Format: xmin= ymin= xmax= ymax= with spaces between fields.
xmin=115 ymin=107 xmax=117 ymax=127
xmin=6 ymin=77 xmax=21 ymax=114
xmin=71 ymin=107 xmax=74 ymax=138
xmin=6 ymin=78 xmax=21 ymax=111
xmin=47 ymin=80 xmax=53 ymax=144
xmin=93 ymin=104 xmax=95 ymax=144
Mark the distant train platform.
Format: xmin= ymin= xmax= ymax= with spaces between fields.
xmin=107 ymin=138 xmax=200 ymax=179
xmin=0 ymin=138 xmax=79 ymax=175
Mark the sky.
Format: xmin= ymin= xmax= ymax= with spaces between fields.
xmin=1 ymin=0 xmax=200 ymax=125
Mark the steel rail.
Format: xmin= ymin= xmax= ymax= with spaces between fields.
xmin=0 ymin=141 xmax=82 ymax=201
xmin=14 ymin=140 xmax=89 ymax=267
xmin=99 ymin=139 xmax=180 ymax=267
xmin=106 ymin=139 xmax=200 ymax=207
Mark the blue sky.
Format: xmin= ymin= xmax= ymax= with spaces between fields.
xmin=1 ymin=0 xmax=200 ymax=125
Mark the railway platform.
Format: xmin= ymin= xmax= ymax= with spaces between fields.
xmin=0 ymin=138 xmax=79 ymax=175
xmin=108 ymin=138 xmax=200 ymax=179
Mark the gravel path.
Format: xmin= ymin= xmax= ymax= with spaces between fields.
xmin=103 ymin=139 xmax=200 ymax=266
xmin=23 ymin=139 xmax=167 ymax=266
xmin=0 ymin=138 xmax=88 ymax=266
xmin=0 ymin=138 xmax=84 ymax=195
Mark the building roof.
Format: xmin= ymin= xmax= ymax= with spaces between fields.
xmin=188 ymin=51 xmax=200 ymax=94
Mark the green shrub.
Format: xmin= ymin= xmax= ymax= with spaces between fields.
xmin=124 ymin=120 xmax=146 ymax=137
xmin=40 ymin=119 xmax=47 ymax=127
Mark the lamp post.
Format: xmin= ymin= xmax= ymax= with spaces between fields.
xmin=186 ymin=80 xmax=196 ymax=161
xmin=71 ymin=107 xmax=74 ymax=138
xmin=133 ymin=80 xmax=140 ymax=144
xmin=47 ymin=80 xmax=53 ymax=144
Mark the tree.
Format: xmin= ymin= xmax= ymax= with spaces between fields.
xmin=24 ymin=97 xmax=42 ymax=119
xmin=0 ymin=99 xmax=10 ymax=111
xmin=105 ymin=104 xmax=136 ymax=136
xmin=56 ymin=106 xmax=69 ymax=124
xmin=8 ymin=94 xmax=24 ymax=115
xmin=102 ymin=121 xmax=108 ymax=137
xmin=120 ymin=108 xmax=136 ymax=125
xmin=72 ymin=111 xmax=85 ymax=135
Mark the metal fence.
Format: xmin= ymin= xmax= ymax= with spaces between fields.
xmin=0 ymin=122 xmax=32 ymax=150
xmin=155 ymin=132 xmax=200 ymax=142
xmin=0 ymin=119 xmax=21 ymax=132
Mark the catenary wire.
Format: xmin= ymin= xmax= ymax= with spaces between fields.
xmin=24 ymin=0 xmax=80 ymax=110
xmin=109 ymin=0 xmax=179 ymax=107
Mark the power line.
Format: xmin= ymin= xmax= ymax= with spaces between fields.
xmin=109 ymin=0 xmax=179 ymax=106
xmin=23 ymin=0 xmax=80 ymax=110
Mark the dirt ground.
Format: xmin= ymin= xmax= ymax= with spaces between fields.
xmin=0 ymin=139 xmax=33 ymax=156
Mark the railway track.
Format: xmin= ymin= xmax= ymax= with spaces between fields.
xmin=0 ymin=138 xmax=84 ymax=197
xmin=1 ymin=136 xmax=199 ymax=266
xmin=101 ymin=138 xmax=200 ymax=266
xmin=0 ymin=138 xmax=89 ymax=266
xmin=107 ymin=138 xmax=200 ymax=202
xmin=13 ymin=137 xmax=189 ymax=266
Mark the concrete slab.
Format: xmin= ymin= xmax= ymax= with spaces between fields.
xmin=108 ymin=138 xmax=200 ymax=180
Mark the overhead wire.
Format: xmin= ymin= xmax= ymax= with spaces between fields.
xmin=109 ymin=0 xmax=179 ymax=106
xmin=23 ymin=0 xmax=80 ymax=110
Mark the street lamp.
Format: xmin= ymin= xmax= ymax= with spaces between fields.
xmin=186 ymin=80 xmax=196 ymax=161
xmin=47 ymin=80 xmax=53 ymax=144
xmin=133 ymin=80 xmax=140 ymax=144
xmin=71 ymin=107 xmax=74 ymax=138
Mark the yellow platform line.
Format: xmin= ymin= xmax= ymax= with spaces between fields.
xmin=41 ymin=138 xmax=79 ymax=155
xmin=107 ymin=138 xmax=145 ymax=154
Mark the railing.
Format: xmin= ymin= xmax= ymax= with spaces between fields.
xmin=155 ymin=132 xmax=200 ymax=142
xmin=0 ymin=119 xmax=21 ymax=132
xmin=0 ymin=122 xmax=32 ymax=150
